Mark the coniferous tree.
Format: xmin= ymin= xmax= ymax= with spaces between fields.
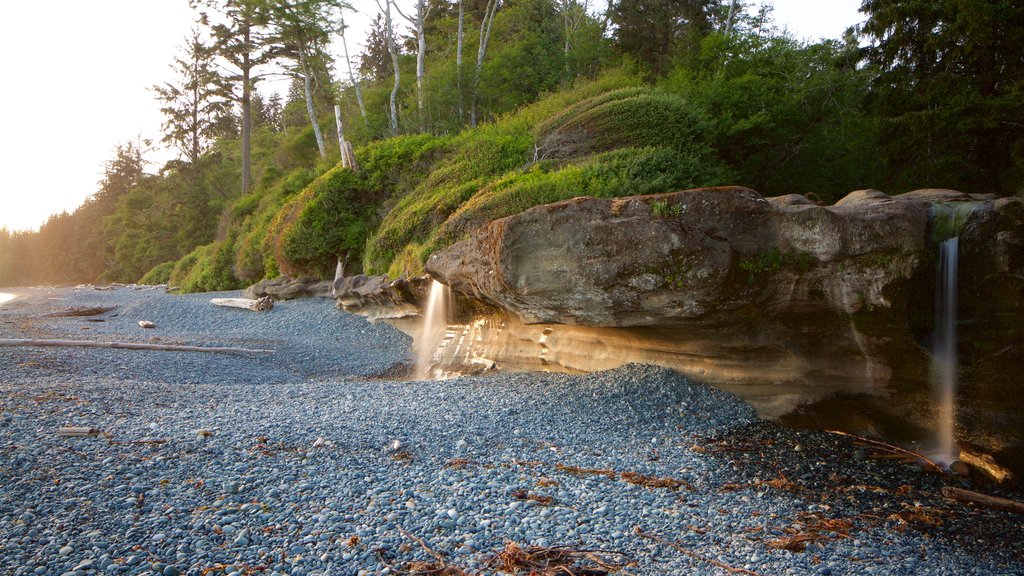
xmin=152 ymin=29 xmax=232 ymax=165
xmin=267 ymin=0 xmax=346 ymax=159
xmin=194 ymin=0 xmax=277 ymax=193
xmin=610 ymin=0 xmax=716 ymax=75
xmin=861 ymin=0 xmax=1024 ymax=192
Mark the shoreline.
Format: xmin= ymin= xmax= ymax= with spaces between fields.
xmin=0 ymin=286 xmax=1021 ymax=575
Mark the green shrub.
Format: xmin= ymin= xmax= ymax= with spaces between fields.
xmin=139 ymin=261 xmax=175 ymax=285
xmin=169 ymin=233 xmax=244 ymax=293
xmin=432 ymin=147 xmax=728 ymax=250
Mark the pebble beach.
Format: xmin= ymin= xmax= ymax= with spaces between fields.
xmin=1 ymin=286 xmax=1022 ymax=576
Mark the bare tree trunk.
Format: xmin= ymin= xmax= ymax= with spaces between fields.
xmin=457 ymin=0 xmax=464 ymax=122
xmin=334 ymin=104 xmax=348 ymax=168
xmin=601 ymin=0 xmax=614 ymax=37
xmin=394 ymin=0 xmax=431 ymax=131
xmin=377 ymin=0 xmax=400 ymax=135
xmin=300 ymin=47 xmax=327 ymax=159
xmin=724 ymin=0 xmax=737 ymax=35
xmin=339 ymin=15 xmax=367 ymax=121
xmin=561 ymin=0 xmax=588 ymax=84
xmin=241 ymin=24 xmax=252 ymax=193
xmin=471 ymin=0 xmax=501 ymax=127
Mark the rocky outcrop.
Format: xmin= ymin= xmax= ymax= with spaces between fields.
xmin=333 ymin=274 xmax=432 ymax=323
xmin=245 ymin=276 xmax=334 ymax=300
xmin=425 ymin=186 xmax=1012 ymax=327
xmin=340 ymin=187 xmax=1024 ymax=470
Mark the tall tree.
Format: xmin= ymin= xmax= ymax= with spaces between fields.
xmin=610 ymin=0 xmax=716 ymax=75
xmin=861 ymin=0 xmax=1024 ymax=192
xmin=268 ymin=0 xmax=342 ymax=159
xmin=194 ymin=0 xmax=276 ymax=193
xmin=338 ymin=12 xmax=367 ymax=120
xmin=376 ymin=0 xmax=402 ymax=134
xmin=456 ymin=0 xmax=465 ymax=121
xmin=152 ymin=29 xmax=231 ymax=165
xmin=471 ymin=0 xmax=501 ymax=127
xmin=393 ymin=0 xmax=434 ymax=129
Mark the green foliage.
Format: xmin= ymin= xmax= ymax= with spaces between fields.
xmin=662 ymin=32 xmax=882 ymax=202
xmin=738 ymin=248 xmax=783 ymax=284
xmin=861 ymin=0 xmax=1024 ymax=193
xmin=651 ymin=199 xmax=682 ymax=217
xmin=169 ymin=232 xmax=244 ymax=293
xmin=739 ymin=249 xmax=816 ymax=284
xmin=139 ymin=261 xmax=176 ymax=285
xmin=12 ymin=1 xmax=1020 ymax=293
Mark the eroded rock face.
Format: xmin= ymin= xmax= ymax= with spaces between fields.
xmin=427 ymin=187 xmax=1019 ymax=326
xmin=339 ymin=187 xmax=1024 ymax=471
xmin=245 ymin=276 xmax=334 ymax=300
xmin=417 ymin=187 xmax=1024 ymax=463
xmin=333 ymin=274 xmax=432 ymax=322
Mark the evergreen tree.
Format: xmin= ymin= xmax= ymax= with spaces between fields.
xmin=152 ymin=29 xmax=231 ymax=165
xmin=194 ymin=0 xmax=278 ymax=193
xmin=610 ymin=0 xmax=717 ymax=75
xmin=861 ymin=0 xmax=1024 ymax=192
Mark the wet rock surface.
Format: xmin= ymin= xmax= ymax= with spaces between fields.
xmin=1 ymin=287 xmax=1023 ymax=575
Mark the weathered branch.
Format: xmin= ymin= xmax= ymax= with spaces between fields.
xmin=942 ymin=487 xmax=1024 ymax=515
xmin=210 ymin=296 xmax=274 ymax=312
xmin=0 ymin=339 xmax=273 ymax=355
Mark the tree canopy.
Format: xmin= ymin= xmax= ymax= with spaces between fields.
xmin=2 ymin=0 xmax=1021 ymax=289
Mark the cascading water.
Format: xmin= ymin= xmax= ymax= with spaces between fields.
xmin=932 ymin=235 xmax=958 ymax=465
xmin=928 ymin=202 xmax=978 ymax=466
xmin=415 ymin=280 xmax=452 ymax=380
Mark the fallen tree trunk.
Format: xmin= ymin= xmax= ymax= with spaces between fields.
xmin=0 ymin=339 xmax=273 ymax=355
xmin=42 ymin=306 xmax=116 ymax=318
xmin=57 ymin=427 xmax=100 ymax=437
xmin=210 ymin=296 xmax=274 ymax=312
xmin=942 ymin=486 xmax=1024 ymax=515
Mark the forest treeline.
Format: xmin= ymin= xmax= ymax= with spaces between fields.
xmin=1 ymin=0 xmax=1022 ymax=289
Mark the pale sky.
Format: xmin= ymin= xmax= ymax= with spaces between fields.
xmin=0 ymin=0 xmax=863 ymax=233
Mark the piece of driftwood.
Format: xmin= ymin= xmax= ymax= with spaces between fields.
xmin=941 ymin=486 xmax=1024 ymax=515
xmin=959 ymin=447 xmax=1015 ymax=483
xmin=58 ymin=427 xmax=100 ymax=437
xmin=210 ymin=296 xmax=274 ymax=312
xmin=827 ymin=429 xmax=942 ymax=473
xmin=0 ymin=338 xmax=273 ymax=354
xmin=42 ymin=306 xmax=115 ymax=318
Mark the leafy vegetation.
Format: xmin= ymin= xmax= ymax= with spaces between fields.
xmin=1 ymin=0 xmax=1020 ymax=290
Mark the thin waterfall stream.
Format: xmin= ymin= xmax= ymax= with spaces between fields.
xmin=415 ymin=280 xmax=452 ymax=380
xmin=932 ymin=235 xmax=958 ymax=465
xmin=927 ymin=202 xmax=980 ymax=466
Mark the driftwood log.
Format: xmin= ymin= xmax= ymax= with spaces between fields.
xmin=0 ymin=338 xmax=273 ymax=354
xmin=57 ymin=427 xmax=101 ymax=437
xmin=210 ymin=296 xmax=274 ymax=312
xmin=42 ymin=306 xmax=116 ymax=318
xmin=942 ymin=486 xmax=1024 ymax=515
xmin=959 ymin=447 xmax=1015 ymax=483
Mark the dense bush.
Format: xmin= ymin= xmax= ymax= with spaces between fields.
xmin=139 ymin=261 xmax=175 ymax=285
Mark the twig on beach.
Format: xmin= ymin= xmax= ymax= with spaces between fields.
xmin=395 ymin=525 xmax=468 ymax=575
xmin=488 ymin=540 xmax=629 ymax=575
xmin=825 ymin=430 xmax=942 ymax=473
xmin=634 ymin=527 xmax=765 ymax=576
xmin=0 ymin=338 xmax=274 ymax=355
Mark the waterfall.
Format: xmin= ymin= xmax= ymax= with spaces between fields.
xmin=415 ymin=280 xmax=452 ymax=380
xmin=932 ymin=236 xmax=959 ymax=465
